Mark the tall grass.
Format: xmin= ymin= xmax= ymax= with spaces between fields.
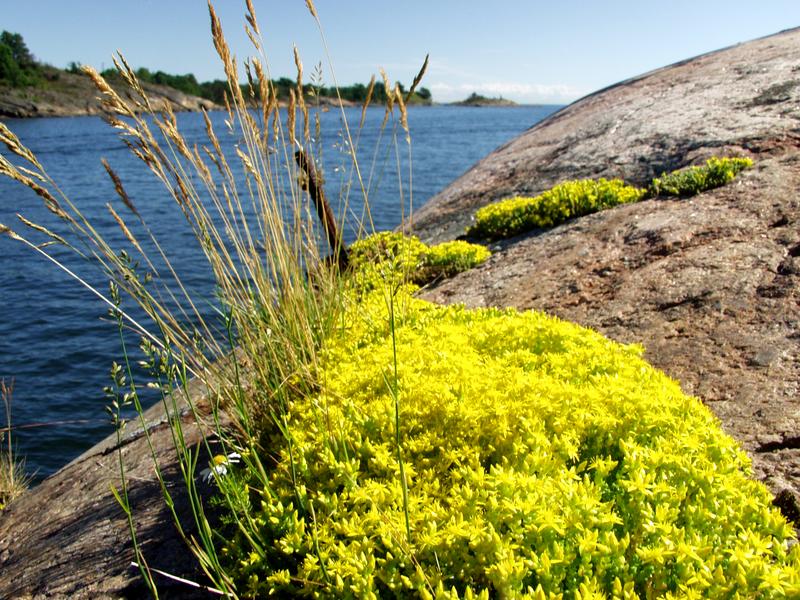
xmin=0 ymin=0 xmax=421 ymax=595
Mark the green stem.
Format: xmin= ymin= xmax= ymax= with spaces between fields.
xmin=389 ymin=289 xmax=411 ymax=543
xmin=112 ymin=309 xmax=159 ymax=599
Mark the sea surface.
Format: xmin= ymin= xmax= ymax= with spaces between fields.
xmin=0 ymin=104 xmax=560 ymax=478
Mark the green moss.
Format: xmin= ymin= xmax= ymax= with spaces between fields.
xmin=216 ymin=238 xmax=800 ymax=598
xmin=467 ymin=178 xmax=646 ymax=241
xmin=649 ymin=156 xmax=753 ymax=198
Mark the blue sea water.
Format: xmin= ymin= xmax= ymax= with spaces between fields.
xmin=0 ymin=105 xmax=559 ymax=478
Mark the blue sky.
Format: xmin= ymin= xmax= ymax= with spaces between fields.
xmin=3 ymin=1 xmax=800 ymax=103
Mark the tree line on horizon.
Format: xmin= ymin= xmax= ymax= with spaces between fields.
xmin=0 ymin=30 xmax=433 ymax=105
xmin=96 ymin=68 xmax=432 ymax=106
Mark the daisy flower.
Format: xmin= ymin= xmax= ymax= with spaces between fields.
xmin=199 ymin=452 xmax=241 ymax=484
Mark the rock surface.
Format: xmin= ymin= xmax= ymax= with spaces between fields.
xmin=411 ymin=28 xmax=800 ymax=244
xmin=0 ymin=70 xmax=218 ymax=119
xmin=0 ymin=375 xmax=228 ymax=599
xmin=414 ymin=29 xmax=800 ymax=511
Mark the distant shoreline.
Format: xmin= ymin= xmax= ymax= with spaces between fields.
xmin=0 ymin=97 xmax=558 ymax=120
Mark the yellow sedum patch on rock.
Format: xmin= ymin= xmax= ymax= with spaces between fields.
xmin=650 ymin=156 xmax=753 ymax=198
xmin=219 ymin=234 xmax=800 ymax=598
xmin=349 ymin=232 xmax=491 ymax=289
xmin=467 ymin=157 xmax=753 ymax=242
xmin=468 ymin=178 xmax=646 ymax=241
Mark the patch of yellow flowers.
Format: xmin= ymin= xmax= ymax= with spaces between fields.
xmin=468 ymin=179 xmax=646 ymax=241
xmin=650 ymin=156 xmax=753 ymax=198
xmin=467 ymin=156 xmax=753 ymax=241
xmin=219 ymin=233 xmax=799 ymax=598
xmin=348 ymin=232 xmax=492 ymax=290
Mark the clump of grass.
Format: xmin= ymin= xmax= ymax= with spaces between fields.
xmin=467 ymin=178 xmax=646 ymax=240
xmin=649 ymin=156 xmax=753 ymax=197
xmin=0 ymin=380 xmax=31 ymax=511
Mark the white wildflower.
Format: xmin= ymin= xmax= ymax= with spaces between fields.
xmin=199 ymin=452 xmax=241 ymax=484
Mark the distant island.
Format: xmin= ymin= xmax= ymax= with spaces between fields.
xmin=451 ymin=92 xmax=518 ymax=107
xmin=0 ymin=30 xmax=433 ymax=118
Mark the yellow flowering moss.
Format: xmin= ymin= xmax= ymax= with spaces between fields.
xmin=467 ymin=157 xmax=753 ymax=242
xmin=218 ymin=235 xmax=799 ymax=598
xmin=467 ymin=179 xmax=646 ymax=241
xmin=650 ymin=157 xmax=753 ymax=198
xmin=349 ymin=232 xmax=491 ymax=289
xmin=418 ymin=240 xmax=492 ymax=282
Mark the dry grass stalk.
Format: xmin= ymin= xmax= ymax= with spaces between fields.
xmin=245 ymin=0 xmax=259 ymax=34
xmin=360 ymin=75 xmax=376 ymax=128
xmin=294 ymin=47 xmax=311 ymax=142
xmin=102 ymin=159 xmax=140 ymax=217
xmin=0 ymin=155 xmax=68 ymax=221
xmin=304 ymin=0 xmax=318 ymax=19
xmin=288 ymin=88 xmax=297 ymax=144
xmin=106 ymin=204 xmax=145 ymax=256
xmin=15 ymin=165 xmax=46 ymax=183
xmin=112 ymin=54 xmax=151 ymax=113
xmin=406 ymin=54 xmax=429 ymax=101
xmin=82 ymin=64 xmax=134 ymax=116
xmin=0 ymin=122 xmax=42 ymax=169
xmin=15 ymin=214 xmax=69 ymax=248
xmin=380 ymin=68 xmax=395 ymax=128
xmin=396 ymin=85 xmax=409 ymax=135
xmin=251 ymin=58 xmax=271 ymax=122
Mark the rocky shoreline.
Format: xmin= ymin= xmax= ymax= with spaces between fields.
xmin=1 ymin=26 xmax=799 ymax=599
xmin=0 ymin=70 xmax=219 ymax=119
